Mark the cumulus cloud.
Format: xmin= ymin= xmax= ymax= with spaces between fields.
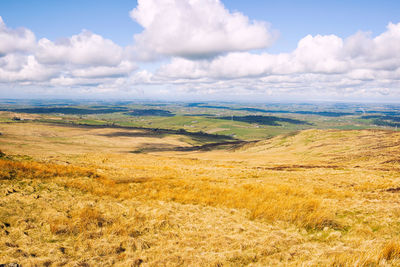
xmin=293 ymin=34 xmax=347 ymax=73
xmin=158 ymin=22 xmax=400 ymax=80
xmin=0 ymin=16 xmax=36 ymax=55
xmin=0 ymin=18 xmax=136 ymax=88
xmin=151 ymin=22 xmax=400 ymax=99
xmin=130 ymin=0 xmax=274 ymax=60
xmin=369 ymin=22 xmax=400 ymax=60
xmin=0 ymin=54 xmax=57 ymax=83
xmin=36 ymin=30 xmax=123 ymax=66
xmin=70 ymin=61 xmax=137 ymax=78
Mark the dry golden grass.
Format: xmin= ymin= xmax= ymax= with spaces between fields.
xmin=0 ymin=121 xmax=190 ymax=158
xmin=1 ymin=122 xmax=400 ymax=266
xmin=380 ymin=241 xmax=400 ymax=261
xmin=0 ymin=157 xmax=98 ymax=180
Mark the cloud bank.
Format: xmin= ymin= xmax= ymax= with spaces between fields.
xmin=154 ymin=22 xmax=400 ymax=99
xmin=0 ymin=0 xmax=400 ymax=100
xmin=159 ymin=23 xmax=400 ymax=78
xmin=0 ymin=19 xmax=135 ymax=88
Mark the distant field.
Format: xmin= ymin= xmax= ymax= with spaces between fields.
xmin=2 ymin=100 xmax=397 ymax=141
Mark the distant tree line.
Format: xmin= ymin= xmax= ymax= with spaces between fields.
xmin=125 ymin=109 xmax=174 ymax=117
xmin=361 ymin=115 xmax=400 ymax=127
xmin=186 ymin=103 xmax=354 ymax=117
xmin=0 ymin=107 xmax=129 ymax=115
xmin=216 ymin=115 xmax=312 ymax=126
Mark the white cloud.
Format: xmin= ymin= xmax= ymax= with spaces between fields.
xmin=344 ymin=23 xmax=400 ymax=71
xmin=343 ymin=31 xmax=373 ymax=59
xmin=0 ymin=54 xmax=57 ymax=83
xmin=293 ymin=34 xmax=347 ymax=73
xmin=0 ymin=18 xmax=137 ymax=88
xmin=49 ymin=76 xmax=104 ymax=87
xmin=0 ymin=53 xmax=27 ymax=71
xmin=36 ymin=30 xmax=123 ymax=66
xmin=129 ymin=70 xmax=154 ymax=84
xmin=0 ymin=16 xmax=36 ymax=55
xmin=371 ymin=22 xmax=400 ymax=60
xmin=157 ymin=34 xmax=349 ymax=80
xmin=158 ymin=22 xmax=400 ymax=80
xmin=151 ymin=22 xmax=400 ymax=100
xmin=70 ymin=61 xmax=137 ymax=78
xmin=130 ymin=0 xmax=274 ymax=60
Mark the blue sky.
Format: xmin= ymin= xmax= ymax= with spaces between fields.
xmin=226 ymin=0 xmax=400 ymax=53
xmin=2 ymin=0 xmax=399 ymax=51
xmin=0 ymin=0 xmax=141 ymax=46
xmin=0 ymin=0 xmax=400 ymax=101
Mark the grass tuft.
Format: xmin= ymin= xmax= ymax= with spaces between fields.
xmin=379 ymin=240 xmax=400 ymax=261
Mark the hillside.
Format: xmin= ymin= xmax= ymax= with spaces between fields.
xmin=237 ymin=129 xmax=400 ymax=166
xmin=1 ymin=122 xmax=400 ymax=266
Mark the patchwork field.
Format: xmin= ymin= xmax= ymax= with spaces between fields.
xmin=1 ymin=120 xmax=400 ymax=266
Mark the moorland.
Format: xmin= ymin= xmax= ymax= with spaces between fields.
xmin=1 ymin=100 xmax=400 ymax=266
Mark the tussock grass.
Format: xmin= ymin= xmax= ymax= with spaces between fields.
xmin=329 ymin=240 xmax=400 ymax=266
xmin=380 ymin=240 xmax=400 ymax=261
xmin=0 ymin=158 xmax=98 ymax=180
xmin=50 ymin=205 xmax=111 ymax=235
xmin=125 ymin=178 xmax=338 ymax=229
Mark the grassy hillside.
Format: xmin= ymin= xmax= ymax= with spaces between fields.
xmin=1 ymin=121 xmax=400 ymax=265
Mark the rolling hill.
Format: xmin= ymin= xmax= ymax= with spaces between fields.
xmin=1 ymin=121 xmax=400 ymax=266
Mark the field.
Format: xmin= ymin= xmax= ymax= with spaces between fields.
xmin=2 ymin=100 xmax=398 ymax=141
xmin=1 ymin=102 xmax=400 ymax=266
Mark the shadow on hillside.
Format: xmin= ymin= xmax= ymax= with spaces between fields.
xmin=39 ymin=121 xmax=237 ymax=144
xmin=99 ymin=130 xmax=167 ymax=138
xmin=98 ymin=129 xmax=235 ymax=145
xmin=131 ymin=143 xmax=181 ymax=153
xmin=131 ymin=140 xmax=258 ymax=153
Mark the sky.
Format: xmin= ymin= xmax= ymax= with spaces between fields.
xmin=1 ymin=0 xmax=400 ymax=102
